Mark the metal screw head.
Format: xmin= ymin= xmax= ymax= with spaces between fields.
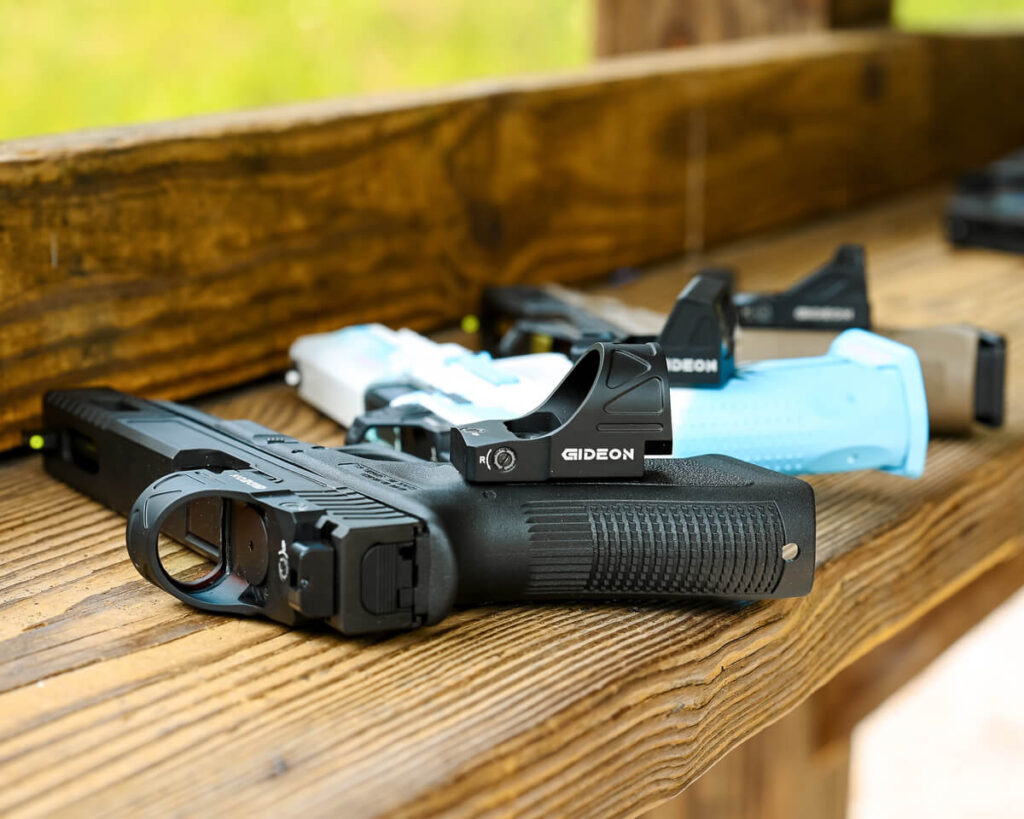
xmin=781 ymin=542 xmax=799 ymax=562
xmin=493 ymin=447 xmax=517 ymax=472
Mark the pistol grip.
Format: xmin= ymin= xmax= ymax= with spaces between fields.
xmin=520 ymin=498 xmax=812 ymax=601
xmin=672 ymin=329 xmax=929 ymax=477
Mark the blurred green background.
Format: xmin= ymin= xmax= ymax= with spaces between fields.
xmin=2 ymin=0 xmax=1024 ymax=142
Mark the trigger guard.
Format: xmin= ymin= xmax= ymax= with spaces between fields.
xmin=126 ymin=471 xmax=262 ymax=616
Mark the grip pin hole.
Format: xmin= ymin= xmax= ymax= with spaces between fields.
xmin=781 ymin=542 xmax=799 ymax=562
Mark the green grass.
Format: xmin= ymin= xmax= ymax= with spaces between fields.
xmin=0 ymin=0 xmax=590 ymax=141
xmin=2 ymin=0 xmax=1023 ymax=142
xmin=898 ymin=0 xmax=1024 ymax=26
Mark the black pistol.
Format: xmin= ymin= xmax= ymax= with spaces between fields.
xmin=947 ymin=148 xmax=1024 ymax=254
xmin=729 ymin=245 xmax=1006 ymax=431
xmin=479 ymin=285 xmax=625 ymax=358
xmin=34 ymin=344 xmax=815 ymax=635
xmin=480 ymin=247 xmax=1007 ymax=433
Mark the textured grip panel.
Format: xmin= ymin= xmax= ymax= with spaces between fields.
xmin=523 ymin=500 xmax=786 ymax=597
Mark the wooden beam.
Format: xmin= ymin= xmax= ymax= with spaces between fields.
xmin=928 ymin=32 xmax=1024 ymax=174
xmin=830 ymin=0 xmax=892 ymax=29
xmin=647 ymin=701 xmax=851 ymax=819
xmin=594 ymin=0 xmax=891 ymax=57
xmin=810 ymin=544 xmax=1024 ymax=752
xmin=595 ymin=0 xmax=831 ymax=55
xmin=2 ymin=30 xmax=1024 ymax=450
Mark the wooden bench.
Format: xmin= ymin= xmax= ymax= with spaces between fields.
xmin=1 ymin=25 xmax=1022 ymax=818
xmin=2 ymin=186 xmax=1022 ymax=817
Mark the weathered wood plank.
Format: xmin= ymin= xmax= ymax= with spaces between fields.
xmin=649 ymin=545 xmax=1024 ymax=819
xmin=595 ymin=0 xmax=831 ymax=54
xmin=0 ymin=189 xmax=1022 ymax=817
xmin=809 ymin=545 xmax=1024 ymax=753
xmin=594 ymin=0 xmax=892 ymax=56
xmin=2 ymin=30 xmax=1024 ymax=451
xmin=647 ymin=701 xmax=851 ymax=819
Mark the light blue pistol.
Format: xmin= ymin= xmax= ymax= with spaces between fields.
xmin=670 ymin=328 xmax=928 ymax=476
xmin=289 ymin=274 xmax=929 ymax=478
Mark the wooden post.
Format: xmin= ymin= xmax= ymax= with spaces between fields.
xmin=830 ymin=0 xmax=894 ymax=28
xmin=595 ymin=0 xmax=892 ymax=56
xmin=646 ymin=701 xmax=850 ymax=819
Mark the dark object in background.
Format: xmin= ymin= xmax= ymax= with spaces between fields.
xmin=481 ymin=246 xmax=1006 ymax=433
xmin=729 ymin=248 xmax=1006 ymax=432
xmin=947 ymin=149 xmax=1024 ymax=254
xmin=479 ymin=285 xmax=623 ymax=358
xmin=32 ymin=382 xmax=816 ymax=635
xmin=480 ymin=272 xmax=736 ymax=386
xmin=733 ymin=245 xmax=871 ymax=330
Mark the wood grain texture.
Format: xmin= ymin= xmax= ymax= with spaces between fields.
xmin=3 ymin=30 xmax=1024 ymax=450
xmin=594 ymin=0 xmax=892 ymax=56
xmin=595 ymin=0 xmax=829 ymax=54
xmin=1 ymin=190 xmax=1022 ymax=817
xmin=809 ymin=545 xmax=1024 ymax=753
xmin=647 ymin=700 xmax=851 ymax=819
xmin=649 ymin=546 xmax=1024 ymax=819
